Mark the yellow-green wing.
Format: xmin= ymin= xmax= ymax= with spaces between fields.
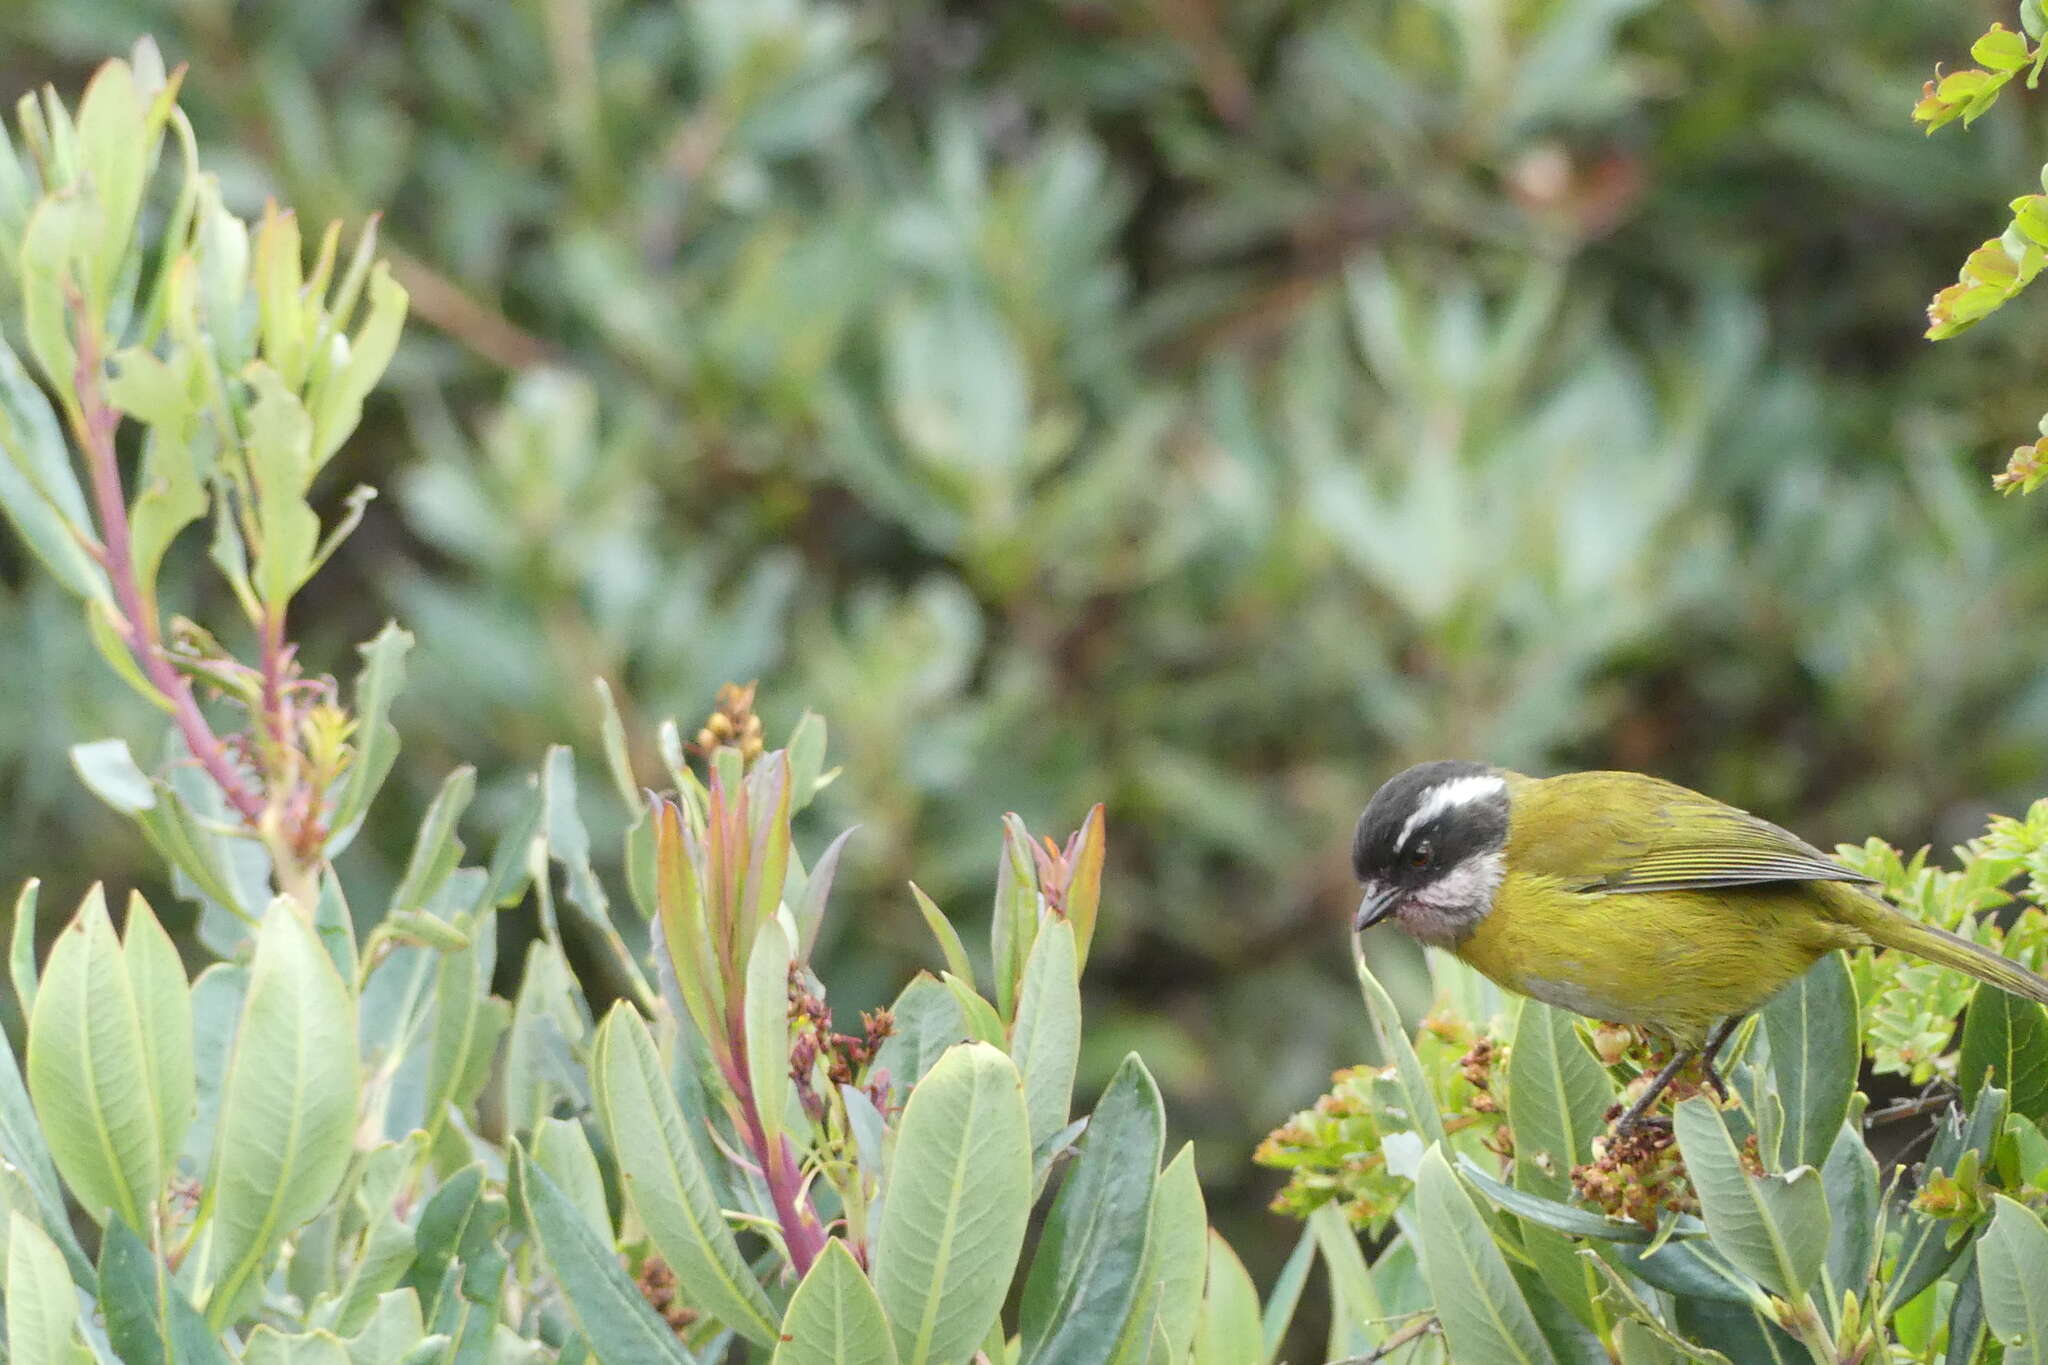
xmin=1508 ymin=770 xmax=1877 ymax=894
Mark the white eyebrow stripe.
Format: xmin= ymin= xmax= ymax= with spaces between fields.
xmin=1397 ymin=773 xmax=1506 ymax=851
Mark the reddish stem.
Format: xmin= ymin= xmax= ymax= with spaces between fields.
xmin=722 ymin=1050 xmax=828 ymax=1277
xmin=71 ymin=334 xmax=267 ymax=826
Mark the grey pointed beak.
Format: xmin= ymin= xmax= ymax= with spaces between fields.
xmin=1354 ymin=882 xmax=1402 ymax=933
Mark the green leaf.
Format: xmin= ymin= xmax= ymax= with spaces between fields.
xmin=309 ymin=264 xmax=407 ymax=469
xmin=1669 ymin=1299 xmax=1800 ymax=1364
xmin=112 ymin=349 xmax=207 ymax=601
xmin=871 ymin=974 xmax=969 ymax=1099
xmin=909 ymin=882 xmax=976 ymax=987
xmin=199 ymin=899 xmax=360 ymax=1327
xmin=125 ymin=890 xmax=196 ymax=1169
xmin=1819 ymin=1117 xmax=1879 ymax=1303
xmin=1019 ymin=1053 xmax=1165 ymax=1365
xmin=591 ymin=1006 xmax=779 ymax=1346
xmin=773 ymin=1239 xmax=899 ymax=1365
xmin=1979 ymin=1195 xmax=2048 ymax=1363
xmin=1505 ymin=1002 xmax=1612 ymax=1197
xmin=182 ymin=962 xmax=246 ymax=1176
xmin=1413 ymin=1146 xmax=1560 ymax=1365
xmin=244 ymin=1327 xmax=352 ymax=1365
xmin=1947 ymin=1255 xmax=1989 ymax=1365
xmin=0 ymin=1014 xmax=91 ymax=1287
xmin=1886 ymin=1086 xmax=2007 ymax=1315
xmin=388 ymin=766 xmax=475 ymax=915
xmin=1352 ymin=940 xmax=1448 ymax=1145
xmin=26 ymin=885 xmax=189 ymax=1230
xmin=1976 ymin=23 xmax=2035 ymax=71
xmin=1455 ymin=1157 xmax=1658 ymax=1242
xmin=592 ymin=678 xmax=639 ymax=810
xmin=941 ymin=971 xmax=1004 ymax=1044
xmin=0 ymin=336 xmax=103 ymax=600
xmin=18 ymin=179 xmax=83 ymax=384
xmin=501 ymin=939 xmax=591 ymax=1135
xmin=243 ymin=364 xmax=321 ymax=610
xmin=1010 ymin=918 xmax=1081 ymax=1154
xmin=745 ymin=915 xmax=794 ymax=1151
xmin=875 ymin=1041 xmax=1033 ymax=1365
xmin=71 ymin=736 xmax=156 ymax=812
xmin=989 ymin=816 xmax=1042 ymax=1021
xmin=1310 ymin=1203 xmax=1383 ymax=1359
xmin=1193 ymin=1232 xmax=1263 ymax=1365
xmin=1260 ymin=1222 xmax=1316 ymax=1362
xmin=328 ymin=624 xmax=413 ymax=856
xmin=1580 ymin=1253 xmax=1732 ymax=1365
xmin=1592 ymin=1235 xmax=1759 ymax=1305
xmin=421 ymin=912 xmax=506 ymax=1144
xmin=533 ymin=1117 xmax=610 ymax=1241
xmin=1959 ymin=980 xmax=2048 ymax=1123
xmin=786 ymin=711 xmax=830 ymax=813
xmin=341 ymin=1290 xmax=429 ymax=1365
xmin=73 ymin=58 xmax=150 ymax=304
xmin=6 ymin=1210 xmax=91 ymax=1363
xmin=1673 ymin=1097 xmax=1828 ymax=1298
xmin=1759 ymin=953 xmax=1859 ymax=1170
xmin=11 ymin=877 xmax=40 ymax=1020
xmin=1145 ymin=1145 xmax=1209 ymax=1361
xmin=511 ymin=1142 xmax=694 ymax=1365
xmin=99 ymin=1217 xmax=232 ymax=1365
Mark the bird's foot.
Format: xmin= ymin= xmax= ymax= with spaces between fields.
xmin=1611 ymin=1111 xmax=1673 ymax=1138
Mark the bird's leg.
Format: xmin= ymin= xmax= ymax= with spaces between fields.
xmin=1698 ymin=1015 xmax=1743 ymax=1101
xmin=1615 ymin=1048 xmax=1696 ymax=1134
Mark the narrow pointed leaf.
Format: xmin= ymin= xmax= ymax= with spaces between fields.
xmin=1311 ymin=1203 xmax=1382 ymax=1359
xmin=1193 ymin=1232 xmax=1262 ymax=1365
xmin=1351 ymin=939 xmax=1447 ymax=1144
xmin=513 ymin=1144 xmax=695 ymax=1364
xmin=11 ymin=878 xmax=38 ymax=1017
xmin=909 ymin=882 xmax=975 ymax=988
xmin=592 ymin=1007 xmax=778 ymax=1346
xmin=1414 ymin=1146 xmax=1560 ymax=1365
xmin=1019 ymin=1054 xmax=1164 ymax=1365
xmin=1010 ymin=919 xmax=1080 ymax=1153
xmin=745 ymin=916 xmax=793 ymax=1150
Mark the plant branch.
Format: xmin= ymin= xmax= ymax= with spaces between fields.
xmin=724 ymin=1050 xmax=828 ymax=1277
xmin=70 ymin=319 xmax=266 ymax=827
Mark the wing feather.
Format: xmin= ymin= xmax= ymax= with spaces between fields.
xmin=1511 ymin=771 xmax=1877 ymax=895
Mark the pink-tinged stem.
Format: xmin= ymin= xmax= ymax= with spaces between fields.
xmin=70 ymin=333 xmax=267 ymax=826
xmin=722 ymin=1051 xmax=827 ymax=1277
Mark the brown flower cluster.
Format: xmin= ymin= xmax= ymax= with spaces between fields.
xmin=691 ymin=681 xmax=765 ymax=765
xmin=1572 ymin=1122 xmax=1697 ymax=1229
xmin=635 ymin=1255 xmax=700 ymax=1335
xmin=1457 ymin=1038 xmax=1501 ymax=1115
xmin=788 ymin=963 xmax=894 ymax=1121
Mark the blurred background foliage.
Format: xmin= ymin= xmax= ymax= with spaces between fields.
xmin=6 ymin=0 xmax=2048 ymax=1306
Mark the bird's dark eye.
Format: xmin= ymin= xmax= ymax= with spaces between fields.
xmin=1408 ymin=842 xmax=1431 ymax=869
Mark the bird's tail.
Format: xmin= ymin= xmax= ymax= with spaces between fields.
xmin=1858 ymin=904 xmax=2048 ymax=1006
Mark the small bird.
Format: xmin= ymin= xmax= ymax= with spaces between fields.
xmin=1352 ymin=760 xmax=2048 ymax=1130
